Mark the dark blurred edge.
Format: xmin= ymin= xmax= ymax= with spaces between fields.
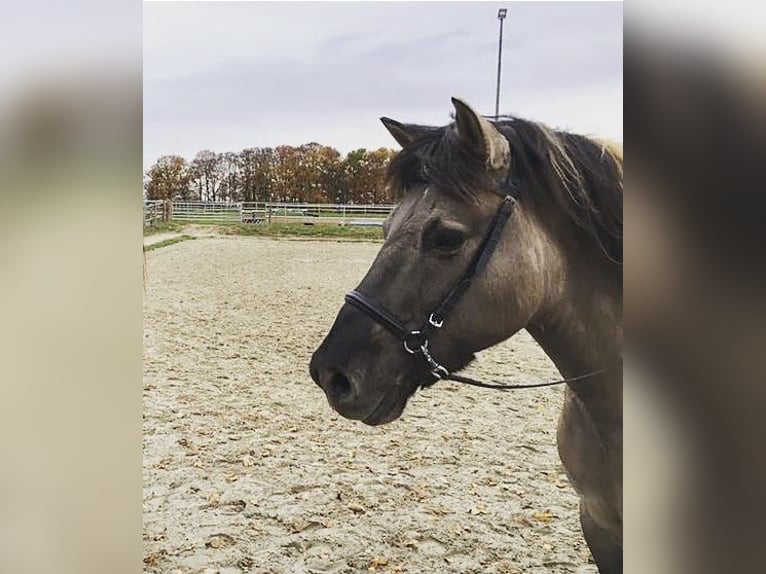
xmin=0 ymin=1 xmax=142 ymax=574
xmin=626 ymin=20 xmax=766 ymax=574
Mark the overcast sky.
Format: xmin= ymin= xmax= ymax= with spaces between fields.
xmin=143 ymin=2 xmax=622 ymax=168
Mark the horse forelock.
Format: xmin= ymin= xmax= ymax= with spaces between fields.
xmin=386 ymin=126 xmax=493 ymax=203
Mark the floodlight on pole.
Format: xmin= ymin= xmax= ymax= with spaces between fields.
xmin=495 ymin=8 xmax=507 ymax=120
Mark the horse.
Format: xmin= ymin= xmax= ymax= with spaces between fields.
xmin=309 ymin=97 xmax=623 ymax=573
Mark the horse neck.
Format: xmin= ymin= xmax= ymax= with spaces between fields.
xmin=526 ymin=231 xmax=622 ymax=412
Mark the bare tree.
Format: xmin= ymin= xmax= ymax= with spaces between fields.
xmin=189 ymin=150 xmax=223 ymax=202
xmin=218 ymin=151 xmax=241 ymax=202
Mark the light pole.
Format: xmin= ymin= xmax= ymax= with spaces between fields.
xmin=495 ymin=8 xmax=507 ymax=120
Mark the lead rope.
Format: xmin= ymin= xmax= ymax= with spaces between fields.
xmin=409 ymin=334 xmax=619 ymax=390
xmin=441 ymin=364 xmax=619 ymax=391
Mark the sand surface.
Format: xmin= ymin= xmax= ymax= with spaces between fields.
xmin=143 ymin=237 xmax=595 ymax=574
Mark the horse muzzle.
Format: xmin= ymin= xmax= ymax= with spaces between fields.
xmin=309 ymin=352 xmax=410 ymax=425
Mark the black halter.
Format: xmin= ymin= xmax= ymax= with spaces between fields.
xmin=344 ymin=170 xmax=615 ymax=391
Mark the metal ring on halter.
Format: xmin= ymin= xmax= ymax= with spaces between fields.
xmin=428 ymin=314 xmax=444 ymax=328
xmin=418 ymin=343 xmax=450 ymax=379
xmin=403 ymin=332 xmax=426 ymax=354
xmin=430 ymin=364 xmax=449 ymax=379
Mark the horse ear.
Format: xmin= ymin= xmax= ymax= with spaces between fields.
xmin=451 ymin=97 xmax=510 ymax=172
xmin=380 ymin=117 xmax=421 ymax=148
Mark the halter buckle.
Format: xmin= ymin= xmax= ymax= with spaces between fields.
xmin=428 ymin=313 xmax=444 ymax=328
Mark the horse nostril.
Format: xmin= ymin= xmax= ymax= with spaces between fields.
xmin=310 ymin=352 xmax=355 ymax=399
xmin=330 ymin=370 xmax=351 ymax=399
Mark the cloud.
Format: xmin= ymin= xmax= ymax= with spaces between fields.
xmin=143 ymin=2 xmax=622 ymax=165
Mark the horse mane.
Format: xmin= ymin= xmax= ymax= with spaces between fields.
xmin=386 ymin=116 xmax=623 ymax=266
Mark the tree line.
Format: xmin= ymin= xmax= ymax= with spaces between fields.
xmin=144 ymin=144 xmax=398 ymax=204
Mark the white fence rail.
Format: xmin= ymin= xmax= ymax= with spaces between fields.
xmin=253 ymin=203 xmax=394 ymax=218
xmin=172 ymin=202 xmax=243 ymax=223
xmin=144 ymin=201 xmax=395 ymax=226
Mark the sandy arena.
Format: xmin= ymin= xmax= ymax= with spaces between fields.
xmin=143 ymin=236 xmax=595 ymax=574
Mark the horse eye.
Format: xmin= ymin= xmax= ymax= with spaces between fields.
xmin=431 ymin=228 xmax=466 ymax=251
